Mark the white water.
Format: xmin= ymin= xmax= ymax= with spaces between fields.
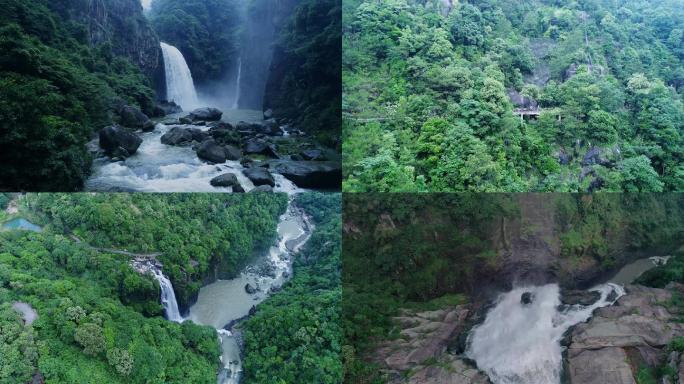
xmin=150 ymin=268 xmax=183 ymax=323
xmin=86 ymin=119 xmax=302 ymax=193
xmin=161 ymin=42 xmax=199 ymax=110
xmin=232 ymin=58 xmax=242 ymax=110
xmin=141 ymin=0 xmax=152 ymax=11
xmin=467 ymin=283 xmax=625 ymax=384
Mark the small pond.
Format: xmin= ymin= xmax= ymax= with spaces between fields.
xmin=2 ymin=218 xmax=42 ymax=232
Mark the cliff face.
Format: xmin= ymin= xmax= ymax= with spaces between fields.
xmin=48 ymin=0 xmax=162 ymax=80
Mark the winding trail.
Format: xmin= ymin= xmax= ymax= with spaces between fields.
xmin=69 ymin=234 xmax=162 ymax=259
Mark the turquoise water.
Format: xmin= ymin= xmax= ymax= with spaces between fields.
xmin=3 ymin=218 xmax=42 ymax=232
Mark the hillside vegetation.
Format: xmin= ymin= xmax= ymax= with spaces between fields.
xmin=343 ymin=0 xmax=684 ymax=192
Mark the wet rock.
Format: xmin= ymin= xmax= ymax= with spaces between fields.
xmin=249 ymin=305 xmax=256 ymax=316
xmin=560 ymin=290 xmax=601 ymax=306
xmin=179 ymin=116 xmax=193 ymax=124
xmin=197 ymin=140 xmax=227 ymax=163
xmin=233 ymin=184 xmax=245 ymax=193
xmin=582 ymin=147 xmax=612 ymax=167
xmin=99 ymin=125 xmax=142 ymax=158
xmin=521 ymin=292 xmax=534 ymax=305
xmin=209 ymin=124 xmax=241 ymax=146
xmin=244 ymin=139 xmax=279 ymax=158
xmin=188 ymin=107 xmax=223 ymax=122
xmin=300 ymin=149 xmax=327 ymax=161
xmin=243 ymin=168 xmax=275 ymax=187
xmin=588 ymin=177 xmax=605 ymax=193
xmin=161 ymin=126 xmax=193 ymax=146
xmin=245 ymin=284 xmax=257 ymax=294
xmin=157 ymin=101 xmax=182 ymax=115
xmin=250 ymin=185 xmax=274 ymax=193
xmin=224 ymin=145 xmax=242 ymax=161
xmin=270 ymin=160 xmax=342 ymax=189
xmin=210 ymin=173 xmax=240 ymax=188
xmin=282 ymin=271 xmax=290 ymax=278
xmin=118 ymin=105 xmax=154 ymax=131
xmin=263 ymin=109 xmax=273 ymax=119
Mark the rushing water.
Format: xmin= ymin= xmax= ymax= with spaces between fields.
xmin=467 ymin=283 xmax=625 ymax=384
xmin=2 ymin=218 xmax=42 ymax=232
xmin=188 ymin=202 xmax=310 ymax=384
xmin=85 ymin=111 xmax=302 ymax=193
xmin=161 ymin=42 xmax=200 ymax=110
xmin=151 ymin=268 xmax=183 ymax=322
xmin=232 ymin=58 xmax=242 ymax=109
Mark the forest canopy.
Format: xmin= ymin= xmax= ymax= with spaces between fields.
xmin=343 ymin=0 xmax=684 ymax=192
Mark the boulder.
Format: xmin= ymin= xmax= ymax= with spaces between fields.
xmin=233 ymin=184 xmax=245 ymax=193
xmin=209 ymin=173 xmax=240 ymax=188
xmin=567 ymin=348 xmax=636 ymax=384
xmin=300 ymin=149 xmax=327 ymax=161
xmin=270 ymin=161 xmax=342 ymax=189
xmin=244 ymin=139 xmax=279 ymax=158
xmin=161 ymin=127 xmax=193 ymax=146
xmin=245 ymin=284 xmax=257 ymax=294
xmin=243 ymin=167 xmax=275 ymax=187
xmin=188 ymin=107 xmax=223 ymax=122
xmin=263 ymin=109 xmax=273 ymax=119
xmin=209 ymin=125 xmax=241 ymax=146
xmin=179 ymin=116 xmax=193 ymax=124
xmin=521 ymin=292 xmax=534 ymax=305
xmin=99 ymin=125 xmax=142 ymax=158
xmin=250 ymin=185 xmax=274 ymax=193
xmin=224 ymin=145 xmax=242 ymax=161
xmin=157 ymin=101 xmax=182 ymax=115
xmin=118 ymin=105 xmax=154 ymax=131
xmin=197 ymin=140 xmax=226 ymax=163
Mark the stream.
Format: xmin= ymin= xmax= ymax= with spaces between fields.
xmin=85 ymin=110 xmax=303 ymax=193
xmin=137 ymin=200 xmax=311 ymax=384
xmin=466 ymin=255 xmax=672 ymax=384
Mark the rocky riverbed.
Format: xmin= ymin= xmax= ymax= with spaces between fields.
xmin=86 ymin=105 xmax=341 ymax=192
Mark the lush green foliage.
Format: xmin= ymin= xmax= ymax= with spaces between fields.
xmin=265 ymin=0 xmax=342 ymax=148
xmin=343 ymin=0 xmax=684 ymax=192
xmin=26 ymin=193 xmax=287 ymax=308
xmin=150 ymin=0 xmax=240 ymax=84
xmin=242 ymin=193 xmax=342 ymax=383
xmin=0 ymin=231 xmax=219 ymax=383
xmin=0 ymin=0 xmax=156 ymax=191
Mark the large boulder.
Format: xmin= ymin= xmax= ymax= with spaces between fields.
xmin=244 ymin=139 xmax=279 ymax=158
xmin=161 ymin=127 xmax=208 ymax=146
xmin=209 ymin=123 xmax=241 ymax=146
xmin=157 ymin=101 xmax=183 ymax=115
xmin=99 ymin=125 xmax=142 ymax=158
xmin=196 ymin=140 xmax=227 ymax=163
xmin=119 ymin=105 xmax=154 ymax=131
xmin=270 ymin=161 xmax=342 ymax=189
xmin=210 ymin=173 xmax=241 ymax=188
xmin=560 ymin=290 xmax=601 ymax=306
xmin=249 ymin=185 xmax=274 ymax=193
xmin=188 ymin=107 xmax=223 ymax=122
xmin=242 ymin=167 xmax=275 ymax=187
xmin=224 ymin=145 xmax=242 ymax=161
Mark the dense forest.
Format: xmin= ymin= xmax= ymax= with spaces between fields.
xmin=0 ymin=0 xmax=158 ymax=191
xmin=0 ymin=225 xmax=219 ymax=383
xmin=343 ymin=0 xmax=684 ymax=192
xmin=25 ymin=193 xmax=287 ymax=309
xmin=242 ymin=193 xmax=342 ymax=383
xmin=342 ymin=193 xmax=684 ymax=382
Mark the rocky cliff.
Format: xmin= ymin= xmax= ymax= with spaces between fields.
xmin=48 ymin=0 xmax=162 ymax=82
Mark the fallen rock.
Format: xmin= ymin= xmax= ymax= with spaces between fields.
xmin=99 ymin=125 xmax=142 ymax=158
xmin=300 ymin=149 xmax=327 ymax=161
xmin=224 ymin=145 xmax=242 ymax=161
xmin=188 ymin=107 xmax=223 ymax=122
xmin=197 ymin=140 xmax=227 ymax=163
xmin=119 ymin=105 xmax=154 ymax=131
xmin=243 ymin=167 xmax=275 ymax=187
xmin=521 ymin=292 xmax=534 ymax=305
xmin=210 ymin=173 xmax=240 ymax=188
xmin=560 ymin=290 xmax=601 ymax=306
xmin=245 ymin=284 xmax=257 ymax=294
xmin=244 ymin=139 xmax=279 ymax=158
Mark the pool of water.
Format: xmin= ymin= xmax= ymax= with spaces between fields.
xmin=3 ymin=218 xmax=42 ymax=232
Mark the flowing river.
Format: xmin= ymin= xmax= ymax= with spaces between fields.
xmin=140 ymin=200 xmax=311 ymax=383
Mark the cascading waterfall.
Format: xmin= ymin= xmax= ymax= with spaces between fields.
xmin=150 ymin=268 xmax=183 ymax=323
xmin=232 ymin=58 xmax=242 ymax=109
xmin=467 ymin=283 xmax=624 ymax=384
xmin=160 ymin=42 xmax=199 ymax=110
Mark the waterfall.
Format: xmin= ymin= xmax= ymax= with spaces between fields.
xmin=150 ymin=268 xmax=183 ymax=323
xmin=160 ymin=42 xmax=199 ymax=110
xmin=141 ymin=0 xmax=152 ymax=11
xmin=467 ymin=283 xmax=624 ymax=384
xmin=232 ymin=58 xmax=242 ymax=110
